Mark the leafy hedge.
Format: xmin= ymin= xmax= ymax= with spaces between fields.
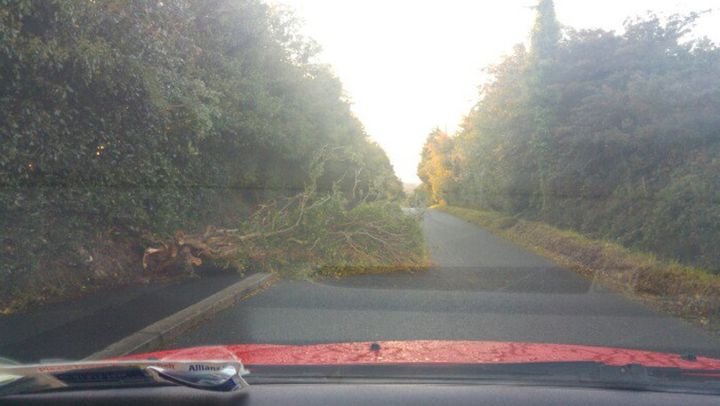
xmin=418 ymin=2 xmax=720 ymax=270
xmin=1 ymin=0 xmax=404 ymax=310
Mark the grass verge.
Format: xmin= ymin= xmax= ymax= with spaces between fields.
xmin=437 ymin=205 xmax=720 ymax=335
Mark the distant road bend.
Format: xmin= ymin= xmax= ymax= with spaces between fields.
xmin=172 ymin=209 xmax=720 ymax=358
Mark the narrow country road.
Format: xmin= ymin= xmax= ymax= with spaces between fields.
xmin=171 ymin=209 xmax=720 ymax=357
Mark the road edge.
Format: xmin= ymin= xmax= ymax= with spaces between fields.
xmin=85 ymin=272 xmax=277 ymax=360
xmin=435 ymin=205 xmax=720 ymax=338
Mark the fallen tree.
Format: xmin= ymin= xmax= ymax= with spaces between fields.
xmin=142 ymin=194 xmax=427 ymax=277
xmin=142 ymin=192 xmax=311 ymax=275
xmin=142 ymin=155 xmax=427 ymax=277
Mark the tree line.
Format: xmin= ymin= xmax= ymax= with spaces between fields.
xmin=0 ymin=0 xmax=409 ymax=309
xmin=417 ymin=0 xmax=720 ymax=270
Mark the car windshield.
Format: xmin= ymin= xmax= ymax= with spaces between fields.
xmin=2 ymin=0 xmax=720 ymax=395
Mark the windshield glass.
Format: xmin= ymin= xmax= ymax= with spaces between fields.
xmin=2 ymin=0 xmax=720 ymax=395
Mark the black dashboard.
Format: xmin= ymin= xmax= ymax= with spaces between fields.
xmin=3 ymin=383 xmax=719 ymax=405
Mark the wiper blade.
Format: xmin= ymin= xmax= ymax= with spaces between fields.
xmin=0 ymin=359 xmax=249 ymax=397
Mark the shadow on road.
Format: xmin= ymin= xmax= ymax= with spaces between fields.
xmin=317 ymin=266 xmax=592 ymax=294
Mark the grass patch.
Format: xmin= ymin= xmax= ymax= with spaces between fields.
xmin=437 ymin=204 xmax=720 ymax=333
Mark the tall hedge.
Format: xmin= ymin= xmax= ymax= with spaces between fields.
xmin=418 ymin=3 xmax=720 ymax=270
xmin=1 ymin=0 xmax=402 ymax=304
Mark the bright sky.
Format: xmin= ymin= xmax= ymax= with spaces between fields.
xmin=275 ymin=0 xmax=719 ymax=183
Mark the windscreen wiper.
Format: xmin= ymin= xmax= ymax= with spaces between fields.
xmin=0 ymin=359 xmax=249 ymax=397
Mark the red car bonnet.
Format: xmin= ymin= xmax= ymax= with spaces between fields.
xmin=119 ymin=340 xmax=720 ymax=371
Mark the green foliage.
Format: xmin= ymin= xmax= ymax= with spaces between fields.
xmin=0 ymin=0 xmax=403 ymax=309
xmin=203 ymin=188 xmax=427 ymax=280
xmin=407 ymin=184 xmax=432 ymax=208
xmin=240 ymin=151 xmax=424 ymax=276
xmin=417 ymin=128 xmax=456 ymax=204
xmin=309 ymin=200 xmax=427 ymax=277
xmin=530 ymin=0 xmax=561 ymax=62
xmin=420 ymin=7 xmax=720 ymax=269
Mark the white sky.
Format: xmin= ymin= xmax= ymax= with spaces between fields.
xmin=274 ymin=0 xmax=719 ymax=183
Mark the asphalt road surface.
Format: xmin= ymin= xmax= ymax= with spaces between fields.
xmin=171 ymin=209 xmax=720 ymax=357
xmin=0 ymin=273 xmax=244 ymax=362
